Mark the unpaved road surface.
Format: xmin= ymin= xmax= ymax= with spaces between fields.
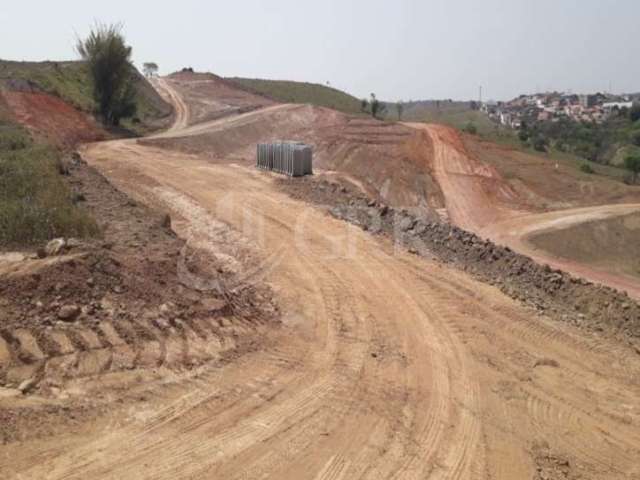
xmin=6 ymin=80 xmax=640 ymax=480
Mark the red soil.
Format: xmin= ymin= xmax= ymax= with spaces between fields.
xmin=2 ymin=90 xmax=107 ymax=149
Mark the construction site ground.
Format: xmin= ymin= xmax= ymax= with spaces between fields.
xmin=1 ymin=73 xmax=640 ymax=479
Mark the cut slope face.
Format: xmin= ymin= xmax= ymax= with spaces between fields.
xmin=2 ymin=89 xmax=107 ymax=148
xmin=465 ymin=135 xmax=640 ymax=210
xmin=166 ymin=71 xmax=274 ymax=125
xmin=407 ymin=123 xmax=525 ymax=229
xmin=144 ymin=100 xmax=444 ymax=214
xmin=0 ymin=60 xmax=173 ymax=134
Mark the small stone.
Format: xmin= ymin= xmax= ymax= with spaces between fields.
xmin=18 ymin=378 xmax=38 ymax=394
xmin=45 ymin=238 xmax=66 ymax=257
xmin=58 ymin=305 xmax=81 ymax=321
xmin=161 ymin=213 xmax=172 ymax=230
xmin=66 ymin=238 xmax=82 ymax=249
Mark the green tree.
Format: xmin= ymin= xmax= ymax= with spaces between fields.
xmin=533 ymin=135 xmax=547 ymax=152
xmin=630 ymin=104 xmax=640 ymax=123
xmin=360 ymin=98 xmax=369 ymax=113
xmin=76 ymin=23 xmax=137 ymax=126
xmin=463 ymin=122 xmax=477 ymax=135
xmin=370 ymin=93 xmax=386 ymax=119
xmin=396 ymin=101 xmax=404 ymax=121
xmin=518 ymin=129 xmax=529 ymax=143
xmin=143 ymin=62 xmax=159 ymax=77
xmin=624 ymin=154 xmax=640 ymax=184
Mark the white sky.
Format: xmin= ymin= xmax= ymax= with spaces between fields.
xmin=1 ymin=0 xmax=638 ymax=101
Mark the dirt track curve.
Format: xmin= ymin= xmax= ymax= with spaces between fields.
xmin=9 ymin=79 xmax=640 ymax=480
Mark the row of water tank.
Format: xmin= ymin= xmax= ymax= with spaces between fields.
xmin=257 ymin=142 xmax=313 ymax=177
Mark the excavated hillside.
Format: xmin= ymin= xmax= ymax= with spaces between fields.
xmin=144 ymin=73 xmax=445 ymax=215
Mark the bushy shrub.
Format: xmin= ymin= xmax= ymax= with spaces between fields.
xmin=464 ymin=122 xmax=478 ymax=135
xmin=580 ymin=163 xmax=595 ymax=174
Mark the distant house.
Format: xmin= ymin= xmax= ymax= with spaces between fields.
xmin=579 ymin=94 xmax=597 ymax=108
xmin=538 ymin=111 xmax=552 ymax=122
xmin=603 ymin=101 xmax=633 ymax=113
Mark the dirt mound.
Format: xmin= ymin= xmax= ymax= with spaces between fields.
xmin=1 ymin=90 xmax=107 ymax=148
xmin=530 ymin=211 xmax=640 ymax=280
xmin=0 ymin=155 xmax=279 ymax=443
xmin=280 ymin=176 xmax=640 ymax=347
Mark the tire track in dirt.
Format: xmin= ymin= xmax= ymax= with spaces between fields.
xmin=10 ymin=78 xmax=640 ymax=480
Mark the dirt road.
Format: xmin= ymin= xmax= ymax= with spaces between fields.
xmin=8 ymin=80 xmax=640 ymax=479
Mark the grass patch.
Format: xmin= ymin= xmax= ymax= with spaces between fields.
xmin=227 ymin=77 xmax=361 ymax=114
xmin=0 ymin=120 xmax=98 ymax=246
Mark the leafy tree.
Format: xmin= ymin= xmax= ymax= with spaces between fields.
xmin=360 ymin=98 xmax=369 ymax=113
xmin=463 ymin=122 xmax=477 ymax=135
xmin=143 ymin=62 xmax=159 ymax=77
xmin=396 ymin=101 xmax=404 ymax=121
xmin=76 ymin=23 xmax=137 ymax=126
xmin=518 ymin=129 xmax=529 ymax=143
xmin=630 ymin=104 xmax=640 ymax=123
xmin=532 ymin=135 xmax=547 ymax=152
xmin=624 ymin=154 xmax=640 ymax=184
xmin=370 ymin=93 xmax=386 ymax=119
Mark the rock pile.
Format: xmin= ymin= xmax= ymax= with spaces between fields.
xmin=330 ymin=196 xmax=640 ymax=346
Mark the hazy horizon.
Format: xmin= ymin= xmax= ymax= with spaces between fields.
xmin=1 ymin=0 xmax=639 ymax=101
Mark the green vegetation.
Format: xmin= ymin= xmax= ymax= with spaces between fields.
xmin=0 ymin=116 xmax=98 ymax=245
xmin=580 ymin=163 xmax=595 ymax=174
xmin=0 ymin=60 xmax=172 ymax=135
xmin=624 ymin=153 xmax=640 ymax=184
xmin=76 ymin=23 xmax=137 ymax=126
xmin=518 ymin=109 xmax=640 ymax=166
xmin=463 ymin=122 xmax=477 ymax=135
xmin=227 ymin=77 xmax=362 ymax=114
xmin=143 ymin=62 xmax=159 ymax=77
xmin=369 ymin=93 xmax=386 ymax=119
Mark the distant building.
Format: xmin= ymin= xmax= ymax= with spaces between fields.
xmin=579 ymin=94 xmax=597 ymax=108
xmin=603 ymin=101 xmax=633 ymax=113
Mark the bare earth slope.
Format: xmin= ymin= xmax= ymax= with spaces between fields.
xmin=143 ymin=74 xmax=445 ymax=214
xmin=6 ymin=78 xmax=640 ymax=479
xmin=407 ymin=123 xmax=640 ymax=299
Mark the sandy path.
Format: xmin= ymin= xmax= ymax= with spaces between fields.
xmin=152 ymin=77 xmax=190 ymax=132
xmin=7 ymin=79 xmax=640 ymax=480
